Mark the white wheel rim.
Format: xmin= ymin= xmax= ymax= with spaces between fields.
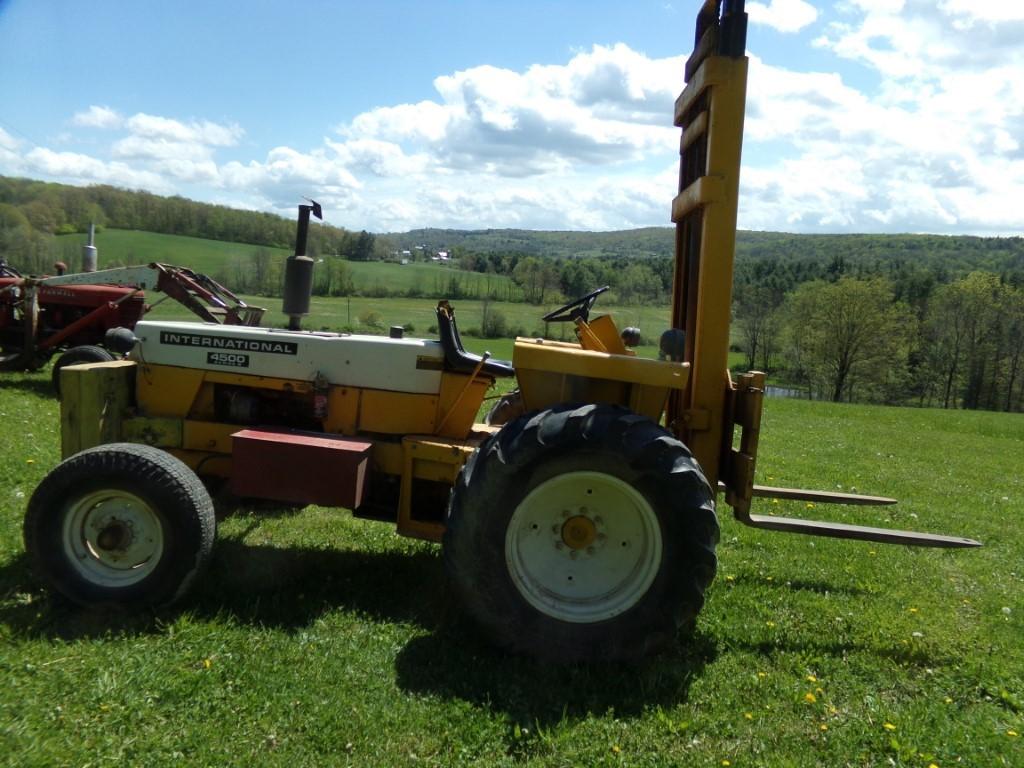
xmin=61 ymin=489 xmax=165 ymax=588
xmin=505 ymin=470 xmax=663 ymax=623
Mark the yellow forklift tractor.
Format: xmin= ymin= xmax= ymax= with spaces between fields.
xmin=23 ymin=0 xmax=978 ymax=662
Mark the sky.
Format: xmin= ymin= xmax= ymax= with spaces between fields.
xmin=1 ymin=0 xmax=1022 ymax=236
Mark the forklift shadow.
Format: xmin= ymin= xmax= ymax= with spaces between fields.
xmin=394 ymin=628 xmax=718 ymax=721
xmin=0 ymin=540 xmax=450 ymax=641
xmin=191 ymin=537 xmax=452 ymax=630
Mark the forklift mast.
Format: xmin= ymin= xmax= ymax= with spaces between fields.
xmin=668 ymin=0 xmax=750 ymax=496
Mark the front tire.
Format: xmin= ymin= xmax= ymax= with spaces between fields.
xmin=24 ymin=443 xmax=216 ymax=608
xmin=444 ymin=404 xmax=718 ymax=662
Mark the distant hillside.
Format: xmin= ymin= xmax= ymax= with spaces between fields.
xmin=382 ymin=227 xmax=674 ymax=260
xmin=4 ymin=175 xmax=1022 ymax=286
xmin=383 ymin=227 xmax=1024 ymax=280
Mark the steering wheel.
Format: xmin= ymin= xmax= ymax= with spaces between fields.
xmin=542 ymin=286 xmax=610 ymax=323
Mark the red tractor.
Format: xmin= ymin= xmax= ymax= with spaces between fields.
xmin=0 ymin=259 xmax=263 ymax=392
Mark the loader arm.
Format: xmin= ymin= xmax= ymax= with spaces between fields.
xmin=39 ymin=263 xmax=265 ymax=326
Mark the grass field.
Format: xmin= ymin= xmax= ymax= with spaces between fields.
xmin=0 ymin=364 xmax=1020 ymax=766
xmin=55 ymin=230 xmax=518 ymax=300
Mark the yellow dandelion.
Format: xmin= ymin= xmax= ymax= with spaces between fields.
xmin=766 ymin=576 xmax=774 ymax=582
xmin=766 ymin=621 xmax=776 ymax=628
xmin=722 ymin=761 xmax=731 ymax=767
xmin=725 ymin=575 xmax=735 ymax=582
xmin=612 ymin=745 xmax=622 ymax=754
xmin=820 ymin=724 xmax=828 ymax=732
xmin=757 ymin=672 xmax=767 ymax=679
xmin=827 ymin=706 xmax=838 ymax=715
xmin=868 ymin=550 xmax=876 ymax=556
xmin=806 ymin=675 xmax=817 ymax=683
xmin=772 ymin=498 xmax=780 ymax=505
xmin=944 ymin=697 xmax=953 ymax=704
xmin=1008 ymin=730 xmax=1019 ymax=737
xmin=203 ymin=658 xmax=212 ymax=670
xmin=883 ymin=723 xmax=896 ymax=731
xmin=805 ymin=502 xmax=815 ymax=509
xmin=909 ymin=607 xmax=919 ymax=614
xmin=928 ymin=764 xmax=939 ymax=768
xmin=816 ymin=687 xmax=824 ymax=694
xmin=804 ymin=693 xmax=817 ymax=704
xmin=744 ymin=712 xmax=753 ymax=720
xmin=26 ymin=458 xmax=35 ymax=464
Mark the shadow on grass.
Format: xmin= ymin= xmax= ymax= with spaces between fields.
xmin=0 ymin=539 xmax=448 ymax=641
xmin=394 ymin=627 xmax=718 ymax=723
xmin=0 ymin=536 xmax=946 ymax=719
xmin=0 ymin=375 xmax=55 ymax=399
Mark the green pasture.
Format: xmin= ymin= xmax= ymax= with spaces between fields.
xmin=55 ymin=230 xmax=518 ymax=299
xmin=0 ymin=365 xmax=1020 ymax=766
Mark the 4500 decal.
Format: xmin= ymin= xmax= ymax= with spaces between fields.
xmin=207 ymin=352 xmax=249 ymax=367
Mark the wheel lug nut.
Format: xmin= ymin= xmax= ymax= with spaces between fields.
xmin=555 ymin=541 xmax=564 ymax=550
xmin=579 ymin=506 xmax=588 ymax=515
xmin=586 ymin=546 xmax=595 ymax=555
xmin=594 ymin=515 xmax=603 ymax=525
xmin=569 ymin=550 xmax=578 ymax=560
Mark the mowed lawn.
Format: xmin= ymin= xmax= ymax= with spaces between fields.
xmin=0 ymin=367 xmax=1021 ymax=765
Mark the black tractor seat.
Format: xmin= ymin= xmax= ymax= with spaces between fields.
xmin=435 ymin=301 xmax=515 ymax=378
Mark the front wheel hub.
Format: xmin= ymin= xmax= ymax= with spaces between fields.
xmin=506 ymin=470 xmax=663 ymax=623
xmin=62 ymin=490 xmax=165 ymax=587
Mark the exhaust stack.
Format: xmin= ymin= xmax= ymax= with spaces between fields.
xmin=282 ymin=200 xmax=322 ymax=331
xmin=81 ymin=223 xmax=98 ymax=272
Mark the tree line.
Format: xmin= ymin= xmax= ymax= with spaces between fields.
xmin=735 ymin=272 xmax=1024 ymax=412
xmin=0 ymin=175 xmax=379 ymax=275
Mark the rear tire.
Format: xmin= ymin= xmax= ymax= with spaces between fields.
xmin=444 ymin=403 xmax=718 ymax=662
xmin=51 ymin=345 xmax=115 ymax=397
xmin=24 ymin=443 xmax=216 ymax=608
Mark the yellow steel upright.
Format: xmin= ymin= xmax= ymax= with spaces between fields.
xmin=668 ymin=0 xmax=749 ymax=489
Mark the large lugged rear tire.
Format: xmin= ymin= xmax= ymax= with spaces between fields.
xmin=444 ymin=403 xmax=718 ymax=662
xmin=24 ymin=443 xmax=216 ymax=608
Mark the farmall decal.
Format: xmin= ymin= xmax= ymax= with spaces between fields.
xmin=159 ymin=331 xmax=298 ymax=355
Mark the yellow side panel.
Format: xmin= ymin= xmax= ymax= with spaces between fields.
xmin=183 ymin=420 xmax=239 ymax=454
xmin=436 ymin=373 xmax=490 ymax=439
xmin=359 ymin=390 xmax=438 ymax=434
xmin=324 ymin=387 xmax=360 ymax=435
xmin=136 ymin=365 xmax=204 ymax=418
xmin=122 ymin=417 xmax=183 ymax=449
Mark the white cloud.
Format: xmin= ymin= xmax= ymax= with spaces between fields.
xmin=748 ymin=0 xmax=819 ymax=33
xmin=736 ymin=0 xmax=1024 ymax=234
xmin=0 ymin=127 xmax=22 ymax=151
xmin=72 ymin=105 xmax=123 ymax=129
xmin=23 ymin=147 xmax=168 ymax=190
xmin=337 ymin=44 xmax=678 ymax=180
xmin=1 ymin=22 xmax=1022 ymax=235
xmin=125 ymin=113 xmax=242 ymax=147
